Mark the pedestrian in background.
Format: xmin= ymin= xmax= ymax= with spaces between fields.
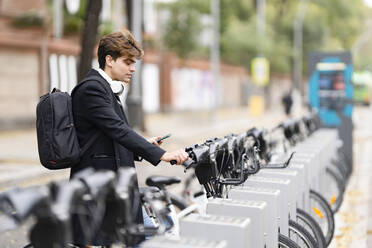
xmin=281 ymin=89 xmax=293 ymax=117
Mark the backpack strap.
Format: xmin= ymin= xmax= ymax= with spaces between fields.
xmin=71 ymin=75 xmax=106 ymax=96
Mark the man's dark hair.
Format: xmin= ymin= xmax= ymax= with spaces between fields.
xmin=98 ymin=30 xmax=144 ymax=69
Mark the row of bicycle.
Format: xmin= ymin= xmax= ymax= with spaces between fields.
xmin=0 ymin=113 xmax=351 ymax=247
xmin=140 ymin=114 xmax=349 ymax=247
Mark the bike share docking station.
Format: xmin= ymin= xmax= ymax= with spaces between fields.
xmin=179 ymin=197 xmax=276 ymax=248
xmin=243 ymin=177 xmax=296 ymax=222
xmin=146 ymin=129 xmax=342 ymax=248
xmin=179 ymin=214 xmax=252 ymax=248
xmin=141 ymin=235 xmax=227 ymax=248
xmin=272 ymin=129 xmax=339 ymax=195
xmin=258 ymin=170 xmax=302 ymax=209
xmin=287 ymin=129 xmax=339 ymax=195
xmin=206 ymin=198 xmax=274 ymax=248
xmin=308 ymin=52 xmax=354 ymax=170
xmin=285 ymin=163 xmax=309 ymax=211
xmin=228 ymin=187 xmax=281 ymax=244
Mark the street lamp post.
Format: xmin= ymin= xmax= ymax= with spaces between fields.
xmin=126 ymin=0 xmax=145 ymax=131
xmin=256 ymin=0 xmax=266 ymax=46
xmin=293 ymin=0 xmax=309 ymax=95
xmin=250 ymin=0 xmax=269 ymax=113
xmin=210 ymin=0 xmax=220 ymax=120
xmin=53 ymin=0 xmax=63 ymax=39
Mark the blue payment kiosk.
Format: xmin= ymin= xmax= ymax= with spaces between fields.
xmin=308 ymin=52 xmax=353 ymax=168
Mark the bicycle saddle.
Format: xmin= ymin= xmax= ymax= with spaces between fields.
xmin=146 ymin=176 xmax=181 ymax=188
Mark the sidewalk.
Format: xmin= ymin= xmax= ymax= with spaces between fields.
xmin=0 ymin=106 xmax=289 ymax=191
xmin=328 ymin=106 xmax=372 ymax=248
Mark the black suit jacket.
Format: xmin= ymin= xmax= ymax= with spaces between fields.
xmin=71 ymin=69 xmax=165 ymax=176
xmin=70 ymin=69 xmax=164 ymax=245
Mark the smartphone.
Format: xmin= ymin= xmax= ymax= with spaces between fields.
xmin=157 ymin=133 xmax=172 ymax=142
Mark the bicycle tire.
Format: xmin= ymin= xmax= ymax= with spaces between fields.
xmin=337 ymin=158 xmax=352 ymax=182
xmin=278 ymin=234 xmax=301 ymax=248
xmin=337 ymin=149 xmax=353 ymax=177
xmin=296 ymin=208 xmax=326 ymax=248
xmin=325 ymin=166 xmax=345 ymax=213
xmin=331 ymin=160 xmax=348 ymax=183
xmin=310 ymin=189 xmax=335 ymax=246
xmin=288 ymin=220 xmax=318 ymax=248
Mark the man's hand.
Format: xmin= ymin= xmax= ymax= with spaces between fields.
xmin=160 ymin=149 xmax=189 ymax=165
xmin=147 ymin=136 xmax=162 ymax=146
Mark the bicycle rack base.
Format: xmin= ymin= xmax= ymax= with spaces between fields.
xmin=243 ymin=177 xmax=296 ymax=222
xmin=229 ymin=186 xmax=286 ymax=237
xmin=180 ymin=213 xmax=252 ymax=248
xmin=140 ymin=235 xmax=227 ymax=248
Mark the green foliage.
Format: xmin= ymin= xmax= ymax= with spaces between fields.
xmin=313 ymin=0 xmax=365 ymax=50
xmin=64 ymin=15 xmax=83 ymax=34
xmin=220 ymin=18 xmax=258 ymax=67
xmin=160 ymin=0 xmax=207 ymax=59
xmin=160 ymin=0 xmax=367 ymax=74
xmin=63 ymin=0 xmax=87 ymax=34
xmin=99 ymin=21 xmax=114 ymax=37
xmin=12 ymin=12 xmax=44 ymax=28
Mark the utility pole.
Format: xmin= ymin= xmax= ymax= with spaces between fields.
xmin=210 ymin=0 xmax=220 ymax=120
xmin=53 ymin=0 xmax=63 ymax=39
xmin=256 ymin=0 xmax=266 ymax=49
xmin=251 ymin=0 xmax=269 ymax=113
xmin=293 ymin=0 xmax=309 ymax=95
xmin=126 ymin=0 xmax=145 ymax=131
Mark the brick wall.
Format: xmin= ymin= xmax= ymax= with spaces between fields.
xmin=0 ymin=0 xmax=45 ymax=17
xmin=0 ymin=48 xmax=39 ymax=128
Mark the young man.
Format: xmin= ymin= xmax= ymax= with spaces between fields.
xmin=71 ymin=30 xmax=188 ymax=246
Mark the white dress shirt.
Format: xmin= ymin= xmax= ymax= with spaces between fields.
xmin=96 ymin=68 xmax=124 ymax=95
xmin=96 ymin=68 xmax=128 ymax=110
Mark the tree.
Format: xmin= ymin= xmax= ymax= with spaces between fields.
xmin=159 ymin=0 xmax=367 ymax=74
xmin=125 ymin=0 xmax=132 ymax=30
xmin=78 ymin=0 xmax=102 ymax=82
xmin=160 ymin=0 xmax=208 ymax=59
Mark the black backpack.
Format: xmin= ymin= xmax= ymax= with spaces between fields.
xmin=36 ymin=77 xmax=100 ymax=170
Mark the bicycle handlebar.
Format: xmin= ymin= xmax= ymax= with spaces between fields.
xmin=78 ymin=170 xmax=116 ymax=198
xmin=261 ymin=151 xmax=295 ymax=169
xmin=0 ymin=186 xmax=49 ymax=224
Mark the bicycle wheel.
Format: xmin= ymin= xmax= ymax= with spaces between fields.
xmin=288 ymin=220 xmax=318 ymax=248
xmin=337 ymin=149 xmax=353 ymax=177
xmin=296 ymin=208 xmax=326 ymax=248
xmin=331 ymin=159 xmax=348 ymax=183
xmin=279 ymin=234 xmax=301 ymax=248
xmin=309 ymin=190 xmax=335 ymax=246
xmin=325 ymin=166 xmax=345 ymax=213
